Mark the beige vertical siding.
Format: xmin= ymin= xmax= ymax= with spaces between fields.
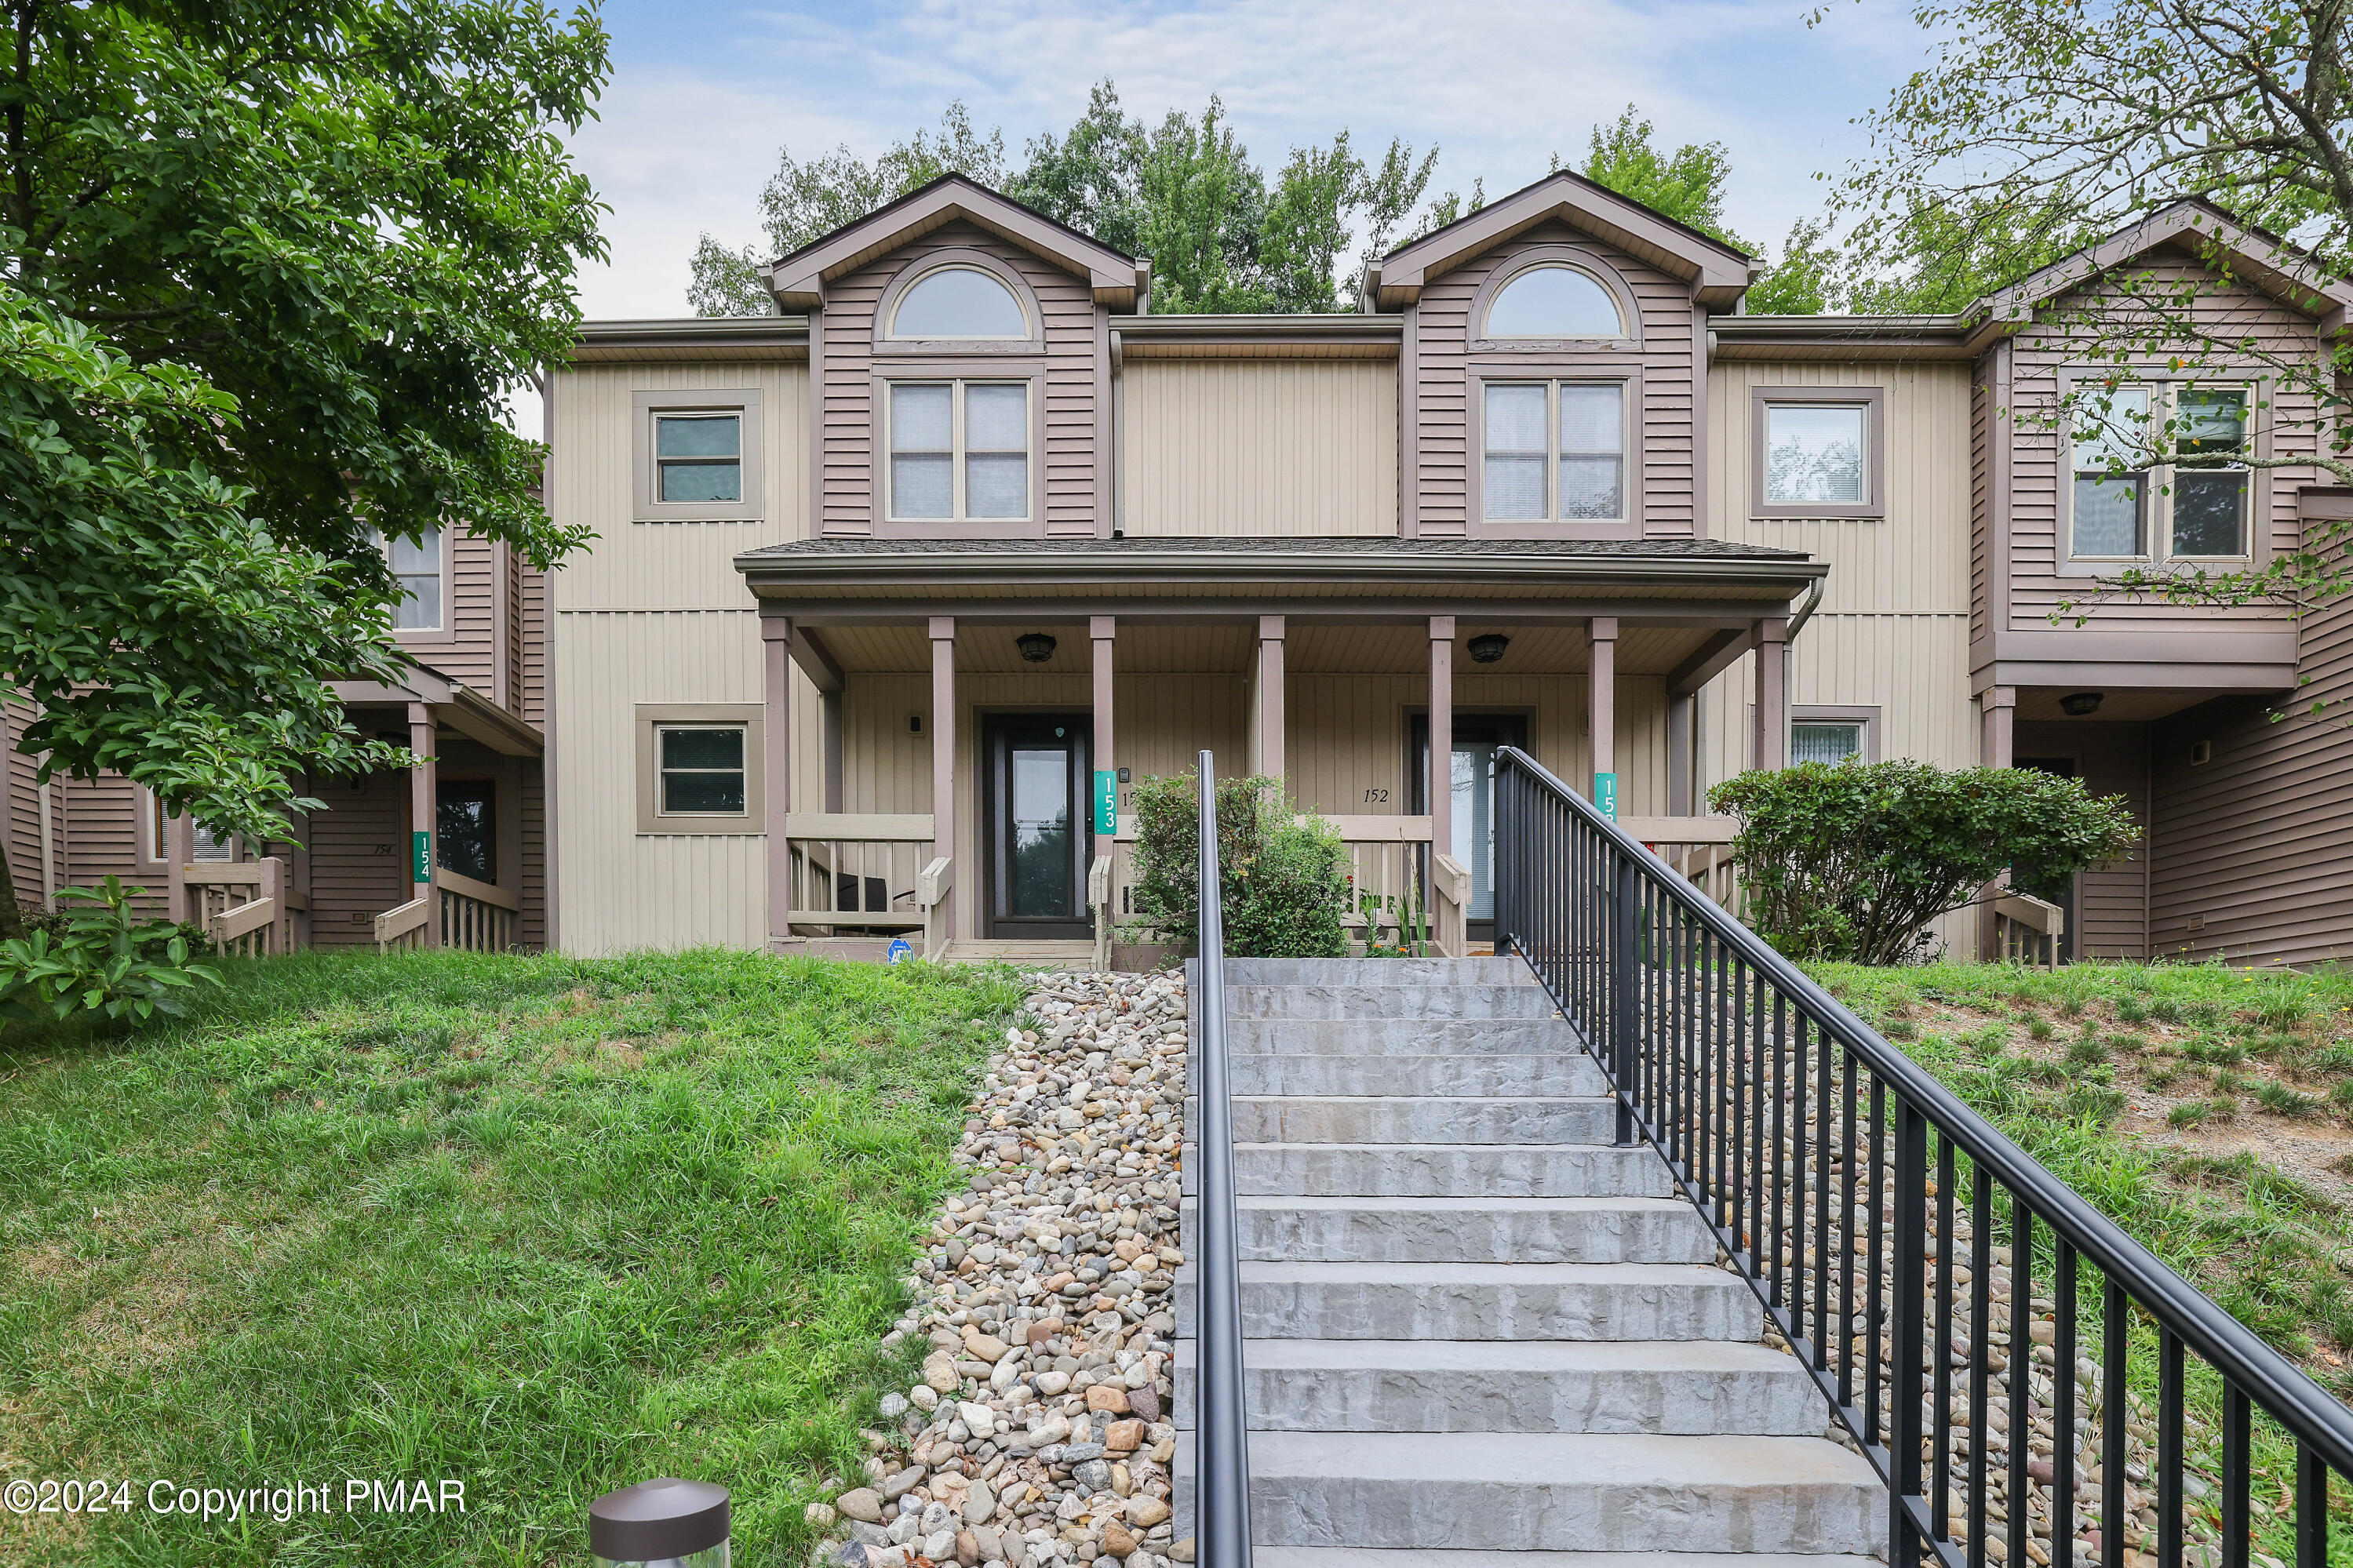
xmin=820 ymin=219 xmax=1099 ymax=537
xmin=546 ymin=362 xmax=815 ymax=953
xmin=2006 ymin=259 xmax=2311 ymax=631
xmin=1121 ymin=362 xmax=1397 ymax=536
xmin=1412 ymin=219 xmax=1697 ymax=539
xmin=2146 ymin=552 xmax=2353 ymax=966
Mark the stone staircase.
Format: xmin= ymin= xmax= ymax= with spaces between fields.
xmin=1175 ymin=957 xmax=1881 ymax=1563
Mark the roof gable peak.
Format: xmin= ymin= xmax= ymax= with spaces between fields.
xmin=769 ymin=173 xmax=1147 ymax=311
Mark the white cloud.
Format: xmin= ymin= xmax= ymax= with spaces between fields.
xmin=569 ymin=0 xmax=1933 ymax=318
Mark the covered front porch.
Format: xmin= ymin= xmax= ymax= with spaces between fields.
xmin=736 ymin=538 xmax=1823 ymax=965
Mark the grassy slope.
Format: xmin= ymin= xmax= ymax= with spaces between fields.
xmin=0 ymin=949 xmax=1021 ymax=1568
xmin=1814 ymin=960 xmax=2353 ymax=1560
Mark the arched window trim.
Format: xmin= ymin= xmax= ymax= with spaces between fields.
xmin=874 ymin=249 xmax=1045 ymax=353
xmin=1469 ymin=246 xmax=1641 ymax=349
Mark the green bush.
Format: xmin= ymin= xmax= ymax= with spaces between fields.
xmin=1709 ymin=759 xmax=2141 ymax=965
xmin=1126 ymin=773 xmax=1351 ymax=958
xmin=0 ymin=875 xmax=221 ymax=1024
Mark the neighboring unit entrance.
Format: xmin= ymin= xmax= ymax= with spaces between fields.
xmin=1410 ymin=712 xmax=1529 ymax=944
xmin=982 ymin=713 xmax=1095 ymax=939
xmin=2014 ymin=755 xmax=2080 ymax=962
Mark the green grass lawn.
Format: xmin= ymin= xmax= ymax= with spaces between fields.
xmin=1814 ymin=959 xmax=2353 ymax=1560
xmin=0 ymin=949 xmax=1022 ymax=1568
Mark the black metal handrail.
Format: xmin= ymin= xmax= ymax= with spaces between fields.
xmin=1192 ymin=749 xmax=1252 ymax=1567
xmin=1492 ymin=744 xmax=2351 ymax=1567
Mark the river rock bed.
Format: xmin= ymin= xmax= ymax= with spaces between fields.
xmin=818 ymin=968 xmax=1191 ymax=1568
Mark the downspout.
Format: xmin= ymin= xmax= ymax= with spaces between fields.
xmin=1780 ymin=575 xmax=1827 ymax=765
xmin=1109 ymin=330 xmax=1125 ymax=537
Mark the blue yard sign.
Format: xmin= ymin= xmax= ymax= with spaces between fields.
xmin=886 ymin=937 xmax=912 ymax=963
xmin=1094 ymin=769 xmax=1117 ymax=835
xmin=1594 ymin=771 xmax=1618 ymax=820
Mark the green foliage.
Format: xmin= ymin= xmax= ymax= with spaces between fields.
xmin=1125 ymin=773 xmax=1350 ymax=958
xmin=1710 ymin=759 xmax=2141 ymax=964
xmin=0 ymin=878 xmax=220 ymax=1025
xmin=1572 ymin=105 xmax=1744 ymax=248
xmin=0 ymin=0 xmax=608 ymax=893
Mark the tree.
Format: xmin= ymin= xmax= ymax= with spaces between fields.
xmin=1573 ymin=105 xmax=1745 ymax=248
xmin=1841 ymin=0 xmax=2353 ymax=614
xmin=690 ymin=82 xmax=1441 ymax=316
xmin=1 ymin=0 xmax=609 ymax=935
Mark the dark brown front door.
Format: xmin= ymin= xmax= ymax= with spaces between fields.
xmin=982 ymin=713 xmax=1093 ymax=940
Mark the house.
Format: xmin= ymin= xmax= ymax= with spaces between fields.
xmin=10 ymin=174 xmax=2351 ymax=966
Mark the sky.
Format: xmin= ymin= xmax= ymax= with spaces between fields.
xmin=563 ymin=0 xmax=1944 ymax=322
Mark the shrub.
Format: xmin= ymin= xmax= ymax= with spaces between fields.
xmin=0 ymin=876 xmax=221 ymax=1025
xmin=1708 ymin=759 xmax=2141 ymax=965
xmin=1126 ymin=773 xmax=1350 ymax=959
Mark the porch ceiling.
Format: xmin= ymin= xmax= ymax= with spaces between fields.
xmin=819 ymin=622 xmax=1256 ymax=674
xmin=2013 ymin=688 xmax=2229 ymax=724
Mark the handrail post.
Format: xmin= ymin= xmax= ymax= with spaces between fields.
xmin=1612 ymin=849 xmax=1637 ymax=1147
xmin=1193 ymin=750 xmax=1251 ymax=1568
xmin=1889 ymin=1091 xmax=1928 ymax=1561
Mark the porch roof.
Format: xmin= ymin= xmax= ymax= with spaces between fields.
xmin=734 ymin=533 xmax=1821 ymax=602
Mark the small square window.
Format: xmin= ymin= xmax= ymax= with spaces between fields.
xmin=1765 ymin=406 xmax=1867 ymax=505
xmin=655 ymin=414 xmax=741 ymax=504
xmin=658 ymin=726 xmax=746 ymax=815
xmin=1791 ymin=722 xmax=1865 ymax=766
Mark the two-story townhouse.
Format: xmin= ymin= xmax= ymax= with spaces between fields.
xmin=12 ymin=173 xmax=2351 ymax=967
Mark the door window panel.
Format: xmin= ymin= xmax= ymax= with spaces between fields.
xmin=1008 ymin=747 xmax=1071 ymax=917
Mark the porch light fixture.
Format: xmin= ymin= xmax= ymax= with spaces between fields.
xmin=1016 ymin=632 xmax=1058 ymax=663
xmin=1466 ymin=633 xmax=1511 ymax=664
xmin=2060 ymin=691 xmax=2105 ymax=716
xmin=590 ymin=1478 xmax=729 ymax=1568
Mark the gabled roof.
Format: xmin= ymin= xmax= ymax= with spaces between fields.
xmin=1969 ymin=198 xmax=2353 ymax=346
xmin=767 ymin=173 xmax=1148 ymax=311
xmin=1371 ymin=170 xmax=1753 ymax=311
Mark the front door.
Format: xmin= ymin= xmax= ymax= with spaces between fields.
xmin=1410 ymin=713 xmax=1529 ymax=944
xmin=982 ymin=713 xmax=1094 ymax=940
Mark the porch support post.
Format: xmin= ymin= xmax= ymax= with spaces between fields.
xmin=762 ymin=616 xmax=796 ymax=948
xmin=1091 ymin=616 xmax=1116 ymax=862
xmin=1666 ymin=693 xmax=1695 ymax=817
xmin=1980 ymin=685 xmax=2016 ymax=769
xmin=930 ymin=617 xmax=957 ymax=948
xmin=1751 ymin=617 xmax=1788 ymax=771
xmin=407 ymin=702 xmax=439 ymax=948
xmin=1254 ymin=616 xmax=1284 ymax=789
xmin=1429 ymin=615 xmax=1455 ymax=857
xmin=1976 ymin=685 xmax=2018 ymax=960
xmin=1589 ymin=616 xmax=1618 ymax=814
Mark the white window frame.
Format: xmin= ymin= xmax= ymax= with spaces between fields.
xmin=886 ymin=379 xmax=1033 ymax=524
xmin=1479 ymin=262 xmax=1629 ymax=341
xmin=632 ymin=389 xmax=764 ymax=523
xmin=370 ymin=525 xmax=448 ymax=636
xmin=886 ymin=264 xmax=1032 ymax=341
xmin=2063 ymin=376 xmax=2257 ymax=569
xmin=1478 ymin=378 xmax=1629 ymax=526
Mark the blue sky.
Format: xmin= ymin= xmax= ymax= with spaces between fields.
xmin=566 ymin=0 xmax=1941 ymax=319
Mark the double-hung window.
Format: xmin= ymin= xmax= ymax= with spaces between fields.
xmin=654 ymin=413 xmax=742 ymax=504
xmin=889 ymin=380 xmax=1029 ymax=521
xmin=656 ymin=726 xmax=747 ymax=817
xmin=368 ymin=526 xmax=443 ymax=632
xmin=2070 ymin=381 xmax=2252 ymax=561
xmin=1482 ymin=381 xmax=1626 ymax=522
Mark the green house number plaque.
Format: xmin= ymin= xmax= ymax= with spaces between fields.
xmin=412 ymin=831 xmax=432 ymax=883
xmin=1093 ymin=770 xmax=1117 ymax=835
xmin=1594 ymin=771 xmax=1618 ymax=820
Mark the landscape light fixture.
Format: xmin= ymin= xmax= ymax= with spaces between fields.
xmin=1016 ymin=632 xmax=1058 ymax=663
xmin=589 ymin=1478 xmax=730 ymax=1568
xmin=2059 ymin=691 xmax=2105 ymax=716
xmin=1466 ymin=633 xmax=1511 ymax=664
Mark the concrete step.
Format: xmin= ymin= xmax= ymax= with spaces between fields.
xmin=1215 ymin=1052 xmax=1609 ymax=1097
xmin=1184 ymin=1142 xmax=1670 ymax=1199
xmin=1183 ymin=1195 xmax=1719 ymax=1265
xmin=1229 ymin=984 xmax=1560 ymax=1020
xmin=1219 ymin=1094 xmax=1618 ymax=1146
xmin=1171 ymin=1338 xmax=1828 ymax=1435
xmin=1174 ymin=1430 xmax=1880 ymax=1553
xmin=1249 ymin=1549 xmax=1879 ymax=1567
xmin=1223 ymin=1017 xmax=1582 ymax=1057
xmin=1222 ymin=957 xmax=1533 ymax=987
xmin=1174 ymin=1261 xmax=1761 ymax=1341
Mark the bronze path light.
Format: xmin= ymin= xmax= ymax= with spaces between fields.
xmin=590 ymin=1478 xmax=730 ymax=1568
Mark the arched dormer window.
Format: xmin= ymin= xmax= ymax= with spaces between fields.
xmin=1484 ymin=264 xmax=1624 ymax=339
xmin=889 ymin=265 xmax=1028 ymax=339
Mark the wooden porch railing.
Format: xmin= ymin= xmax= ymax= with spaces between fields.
xmin=1994 ymin=890 xmax=2066 ymax=967
xmin=783 ymin=813 xmax=952 ymax=956
xmin=374 ymin=868 xmax=521 ymax=953
xmin=187 ymin=859 xmax=301 ymax=956
xmin=1621 ymin=814 xmax=1741 ymax=914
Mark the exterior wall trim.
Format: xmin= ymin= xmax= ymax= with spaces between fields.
xmin=633 ymin=700 xmax=767 ymax=836
xmin=1748 ymin=384 xmax=1886 ymax=520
